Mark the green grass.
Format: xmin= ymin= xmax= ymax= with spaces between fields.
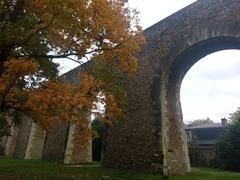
xmin=0 ymin=156 xmax=162 ymax=180
xmin=172 ymin=168 xmax=240 ymax=180
xmin=1 ymin=156 xmax=240 ymax=179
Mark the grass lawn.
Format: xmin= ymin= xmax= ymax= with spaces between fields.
xmin=1 ymin=156 xmax=240 ymax=179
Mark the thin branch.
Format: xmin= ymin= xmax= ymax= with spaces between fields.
xmin=12 ymin=13 xmax=57 ymax=48
xmin=10 ymin=0 xmax=25 ymax=22
xmin=13 ymin=41 xmax=122 ymax=59
xmin=5 ymin=97 xmax=28 ymax=104
xmin=4 ymin=105 xmax=26 ymax=113
xmin=65 ymin=56 xmax=94 ymax=76
xmin=3 ymin=0 xmax=12 ymax=19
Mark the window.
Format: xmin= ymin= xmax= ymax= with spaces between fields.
xmin=186 ymin=131 xmax=192 ymax=142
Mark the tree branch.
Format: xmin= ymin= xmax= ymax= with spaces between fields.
xmin=13 ymin=41 xmax=123 ymax=59
xmin=65 ymin=56 xmax=94 ymax=76
xmin=1 ymin=76 xmax=17 ymax=111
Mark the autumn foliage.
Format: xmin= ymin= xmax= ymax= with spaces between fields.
xmin=0 ymin=0 xmax=144 ymax=147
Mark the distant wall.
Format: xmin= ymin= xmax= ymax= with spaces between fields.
xmin=189 ymin=147 xmax=216 ymax=167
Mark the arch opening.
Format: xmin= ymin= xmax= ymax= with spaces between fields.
xmin=166 ymin=37 xmax=240 ymax=124
xmin=181 ymin=49 xmax=240 ymax=123
xmin=179 ymin=48 xmax=240 ymax=167
xmin=161 ymin=36 xmax=240 ymax=175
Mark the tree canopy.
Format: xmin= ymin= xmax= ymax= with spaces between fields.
xmin=0 ymin=0 xmax=144 ymax=147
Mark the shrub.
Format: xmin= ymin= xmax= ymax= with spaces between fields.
xmin=215 ymin=121 xmax=240 ymax=171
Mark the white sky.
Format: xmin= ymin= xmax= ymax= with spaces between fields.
xmin=181 ymin=50 xmax=240 ymax=122
xmin=56 ymin=0 xmax=240 ymax=123
xmin=128 ymin=0 xmax=196 ymax=29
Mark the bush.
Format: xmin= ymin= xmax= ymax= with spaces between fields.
xmin=189 ymin=147 xmax=216 ymax=167
xmin=215 ymin=121 xmax=240 ymax=171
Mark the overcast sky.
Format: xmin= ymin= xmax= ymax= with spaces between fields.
xmin=56 ymin=0 xmax=240 ymax=123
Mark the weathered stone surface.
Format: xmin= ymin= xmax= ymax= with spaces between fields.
xmin=64 ymin=124 xmax=92 ymax=164
xmin=103 ymin=0 xmax=240 ymax=176
xmin=24 ymin=122 xmax=46 ymax=160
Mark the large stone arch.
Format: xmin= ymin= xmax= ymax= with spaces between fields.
xmin=160 ymin=37 xmax=240 ymax=175
xmin=103 ymin=0 xmax=240 ymax=175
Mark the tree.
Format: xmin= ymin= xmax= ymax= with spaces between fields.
xmin=215 ymin=121 xmax=240 ymax=171
xmin=0 ymin=0 xmax=144 ymax=73
xmin=228 ymin=107 xmax=240 ymax=123
xmin=0 ymin=0 xmax=144 ymax=147
xmin=187 ymin=117 xmax=213 ymax=127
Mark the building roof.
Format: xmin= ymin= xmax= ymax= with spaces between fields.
xmin=185 ymin=123 xmax=227 ymax=146
xmin=185 ymin=123 xmax=226 ymax=130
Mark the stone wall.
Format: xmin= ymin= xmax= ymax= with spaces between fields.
xmin=64 ymin=124 xmax=92 ymax=164
xmin=24 ymin=123 xmax=46 ymax=160
xmin=1 ymin=116 xmax=47 ymax=160
xmin=4 ymin=122 xmax=20 ymax=157
xmin=2 ymin=114 xmax=91 ymax=164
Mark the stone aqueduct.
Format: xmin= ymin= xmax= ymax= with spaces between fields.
xmin=1 ymin=0 xmax=240 ymax=176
